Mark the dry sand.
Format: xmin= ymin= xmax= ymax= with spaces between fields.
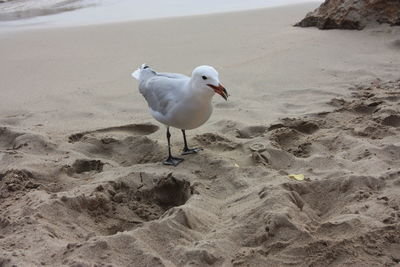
xmin=1 ymin=2 xmax=400 ymax=266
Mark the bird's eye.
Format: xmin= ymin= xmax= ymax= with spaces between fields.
xmin=202 ymin=75 xmax=207 ymax=80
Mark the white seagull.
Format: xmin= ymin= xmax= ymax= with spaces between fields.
xmin=132 ymin=64 xmax=229 ymax=166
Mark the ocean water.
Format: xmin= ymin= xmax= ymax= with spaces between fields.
xmin=0 ymin=0 xmax=319 ymax=29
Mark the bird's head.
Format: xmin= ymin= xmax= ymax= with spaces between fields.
xmin=192 ymin=65 xmax=228 ymax=101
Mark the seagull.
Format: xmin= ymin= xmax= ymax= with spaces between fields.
xmin=132 ymin=64 xmax=229 ymax=166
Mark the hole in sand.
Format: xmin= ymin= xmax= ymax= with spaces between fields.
xmin=55 ymin=173 xmax=191 ymax=236
xmin=70 ymin=159 xmax=104 ymax=174
xmin=148 ymin=173 xmax=191 ymax=210
xmin=381 ymin=115 xmax=400 ymax=127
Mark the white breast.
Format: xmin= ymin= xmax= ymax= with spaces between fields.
xmin=152 ymin=97 xmax=213 ymax=130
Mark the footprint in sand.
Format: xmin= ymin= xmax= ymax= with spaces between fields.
xmin=194 ymin=132 xmax=240 ymax=151
xmin=267 ymin=118 xmax=320 ymax=158
xmin=236 ymin=125 xmax=268 ymax=139
xmin=68 ymin=123 xmax=159 ymax=143
xmin=390 ymin=39 xmax=400 ymax=49
xmin=68 ymin=123 xmax=163 ymax=166
xmin=67 ymin=159 xmax=104 ymax=174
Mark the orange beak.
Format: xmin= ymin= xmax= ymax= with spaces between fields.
xmin=207 ymin=83 xmax=229 ymax=101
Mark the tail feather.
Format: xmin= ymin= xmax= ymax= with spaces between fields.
xmin=131 ymin=63 xmax=148 ymax=80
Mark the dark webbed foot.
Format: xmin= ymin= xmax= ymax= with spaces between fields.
xmin=181 ymin=129 xmax=203 ymax=155
xmin=181 ymin=147 xmax=203 ymax=155
xmin=163 ymin=156 xmax=184 ymax=166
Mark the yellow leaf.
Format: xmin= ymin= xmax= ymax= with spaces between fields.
xmin=288 ymin=174 xmax=305 ymax=181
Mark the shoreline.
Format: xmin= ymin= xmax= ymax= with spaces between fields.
xmin=0 ymin=0 xmax=322 ymax=31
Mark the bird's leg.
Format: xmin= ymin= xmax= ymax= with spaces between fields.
xmin=163 ymin=127 xmax=184 ymax=166
xmin=181 ymin=129 xmax=203 ymax=155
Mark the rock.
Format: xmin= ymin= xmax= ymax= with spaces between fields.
xmin=295 ymin=0 xmax=400 ymax=30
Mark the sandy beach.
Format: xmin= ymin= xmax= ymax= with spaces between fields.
xmin=1 ymin=2 xmax=400 ymax=266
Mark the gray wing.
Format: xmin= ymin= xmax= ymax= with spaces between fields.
xmin=157 ymin=72 xmax=189 ymax=79
xmin=139 ymin=72 xmax=189 ymax=115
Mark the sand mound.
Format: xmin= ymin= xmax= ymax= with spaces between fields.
xmin=1 ymin=80 xmax=400 ymax=266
